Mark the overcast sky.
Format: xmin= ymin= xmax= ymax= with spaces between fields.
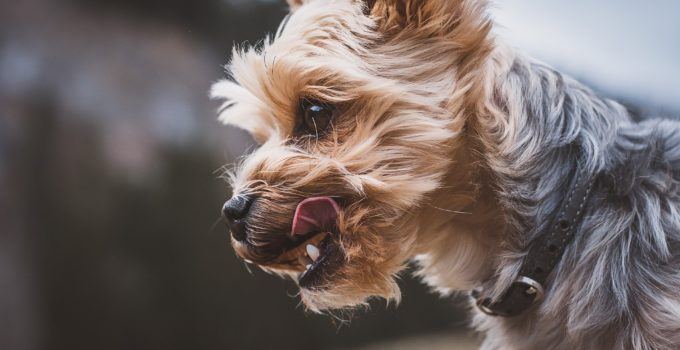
xmin=492 ymin=0 xmax=680 ymax=113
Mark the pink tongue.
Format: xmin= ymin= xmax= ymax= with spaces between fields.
xmin=291 ymin=197 xmax=340 ymax=238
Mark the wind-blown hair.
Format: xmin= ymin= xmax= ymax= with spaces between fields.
xmin=468 ymin=50 xmax=680 ymax=349
xmin=212 ymin=1 xmax=680 ymax=348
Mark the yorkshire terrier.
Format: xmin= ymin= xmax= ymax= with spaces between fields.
xmin=212 ymin=1 xmax=680 ymax=349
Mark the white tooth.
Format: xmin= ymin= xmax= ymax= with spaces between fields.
xmin=305 ymin=264 xmax=312 ymax=270
xmin=306 ymin=244 xmax=320 ymax=262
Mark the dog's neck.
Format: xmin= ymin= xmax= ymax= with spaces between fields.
xmin=414 ymin=45 xmax=623 ymax=296
xmin=412 ymin=131 xmax=504 ymax=291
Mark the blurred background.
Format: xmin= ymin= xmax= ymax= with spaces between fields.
xmin=1 ymin=1 xmax=678 ymax=349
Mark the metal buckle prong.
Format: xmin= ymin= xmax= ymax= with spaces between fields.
xmin=515 ymin=276 xmax=545 ymax=301
xmin=474 ymin=276 xmax=545 ymax=317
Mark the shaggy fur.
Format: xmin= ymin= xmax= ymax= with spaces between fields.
xmin=211 ymin=1 xmax=680 ymax=349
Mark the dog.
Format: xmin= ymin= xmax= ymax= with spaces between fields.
xmin=211 ymin=1 xmax=680 ymax=349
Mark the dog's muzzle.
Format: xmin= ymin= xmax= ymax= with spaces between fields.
xmin=224 ymin=194 xmax=344 ymax=288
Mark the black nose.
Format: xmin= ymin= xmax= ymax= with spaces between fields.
xmin=222 ymin=195 xmax=254 ymax=242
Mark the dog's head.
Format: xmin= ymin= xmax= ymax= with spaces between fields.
xmin=212 ymin=0 xmax=491 ymax=311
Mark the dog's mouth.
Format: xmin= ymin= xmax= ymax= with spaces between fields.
xmin=263 ymin=196 xmax=343 ymax=288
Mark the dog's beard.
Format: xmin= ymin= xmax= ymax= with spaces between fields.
xmin=230 ymin=176 xmax=416 ymax=312
xmin=298 ymin=203 xmax=414 ymax=312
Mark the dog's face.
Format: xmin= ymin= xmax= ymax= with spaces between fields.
xmin=212 ymin=0 xmax=490 ymax=311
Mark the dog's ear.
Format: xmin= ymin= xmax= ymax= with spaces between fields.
xmin=364 ymin=0 xmax=490 ymax=38
xmin=286 ymin=0 xmax=304 ymax=10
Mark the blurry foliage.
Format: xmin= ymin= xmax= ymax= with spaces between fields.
xmin=69 ymin=0 xmax=287 ymax=50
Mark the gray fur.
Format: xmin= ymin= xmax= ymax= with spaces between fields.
xmin=475 ymin=55 xmax=680 ymax=350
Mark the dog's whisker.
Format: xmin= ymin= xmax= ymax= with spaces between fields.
xmin=209 ymin=216 xmax=226 ymax=235
xmin=243 ymin=262 xmax=254 ymax=275
xmin=426 ymin=203 xmax=472 ymax=215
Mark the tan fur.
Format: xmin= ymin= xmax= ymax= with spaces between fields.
xmin=213 ymin=0 xmax=502 ymax=312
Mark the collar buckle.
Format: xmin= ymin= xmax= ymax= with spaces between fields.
xmin=475 ymin=276 xmax=545 ymax=317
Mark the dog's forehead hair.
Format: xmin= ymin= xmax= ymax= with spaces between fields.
xmin=212 ymin=0 xmax=375 ymax=142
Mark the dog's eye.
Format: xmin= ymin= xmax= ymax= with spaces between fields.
xmin=299 ymin=99 xmax=335 ymax=136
